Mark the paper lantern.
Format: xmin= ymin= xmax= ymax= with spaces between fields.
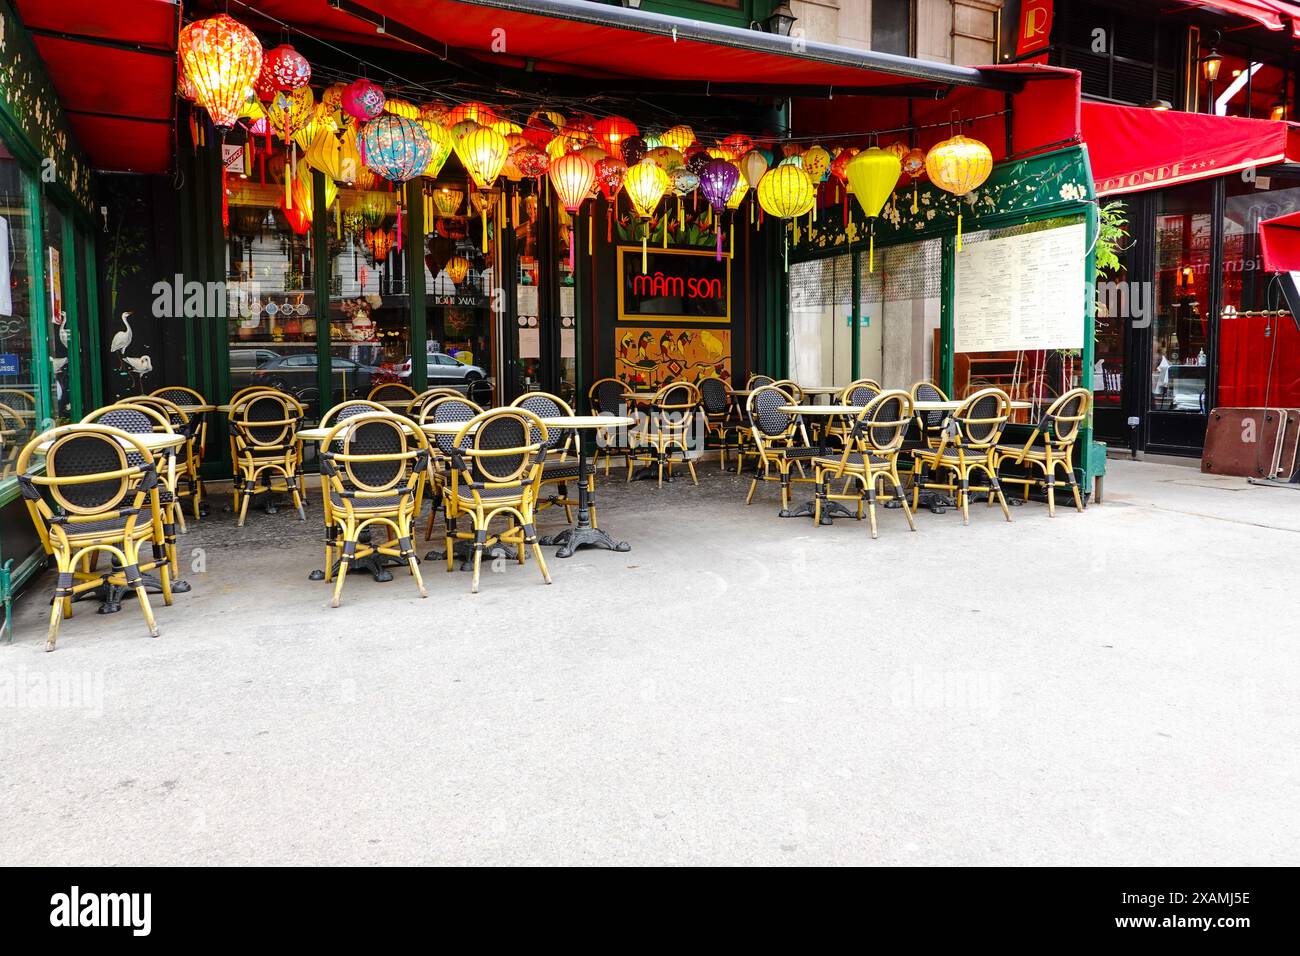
xmin=446 ymin=101 xmax=496 ymax=128
xmin=670 ymin=167 xmax=700 ymax=197
xmin=578 ymin=145 xmax=609 ymax=167
xmin=445 ymin=256 xmax=470 ymax=285
xmin=450 ymin=120 xmax=482 ymax=142
xmin=304 ymin=128 xmax=344 ymax=181
xmin=432 ymin=186 xmax=464 ymax=218
xmin=455 ymin=127 xmax=509 ymax=189
xmin=720 ymin=134 xmax=754 ymax=161
xmin=624 ymin=160 xmax=671 ymax=272
xmin=418 ymin=120 xmax=453 ymax=178
xmin=420 ymin=101 xmax=449 ymax=126
xmin=361 ymin=114 xmax=432 ymax=184
xmin=803 ymin=145 xmax=831 ymax=184
xmin=660 ymin=125 xmax=695 ymax=153
xmin=266 ymin=86 xmax=315 ymax=142
xmin=725 ymin=178 xmax=749 ymax=210
xmin=384 ymin=98 xmax=420 ymax=119
xmin=757 ymin=165 xmax=815 ymax=269
xmin=363 ymin=227 xmax=393 ymax=263
xmin=292 ymin=103 xmax=337 ymax=153
xmin=593 ymin=115 xmax=638 ymax=160
xmin=740 ymin=149 xmax=770 ymax=189
xmin=846 ymin=147 xmax=902 ymax=270
xmin=700 ymin=160 xmax=740 ymax=260
xmin=252 ymin=69 xmax=278 ymax=103
xmin=260 ymin=44 xmax=311 ymax=91
xmin=549 ymin=153 xmax=596 ymax=212
xmin=885 ymin=141 xmax=909 ymax=162
xmin=830 ymin=147 xmax=858 ymax=186
xmin=178 ymin=14 xmax=263 ymax=132
xmin=322 ymin=83 xmax=347 ymax=114
xmin=512 ymin=145 xmax=551 ymax=180
xmin=646 ymin=146 xmax=684 ymax=171
xmin=595 ymin=157 xmax=627 ymax=200
xmin=925 ymin=134 xmax=993 ymax=248
xmin=778 ymin=154 xmax=803 ymax=168
xmin=342 ymin=79 xmax=385 ymax=121
xmin=901 ymin=147 xmax=926 ymax=213
xmin=523 ymin=110 xmax=562 ymax=149
xmin=621 ymin=135 xmax=648 ymax=167
xmin=338 ymin=129 xmax=366 ymax=185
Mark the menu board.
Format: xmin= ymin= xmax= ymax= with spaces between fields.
xmin=954 ymin=223 xmax=1086 ymax=352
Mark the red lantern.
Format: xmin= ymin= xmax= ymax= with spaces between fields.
xmin=177 ymin=14 xmax=263 ymax=132
xmin=260 ymin=44 xmax=311 ymax=92
xmin=720 ymin=133 xmax=753 ymax=161
xmin=281 ymin=196 xmax=310 ymax=235
xmin=593 ymin=115 xmax=638 ymax=161
xmin=342 ymin=79 xmax=385 ymax=121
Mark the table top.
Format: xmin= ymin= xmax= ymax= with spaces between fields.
xmin=914 ymin=399 xmax=1033 ymax=412
xmin=421 ymin=414 xmax=635 ymax=436
xmin=297 ymin=421 xmax=420 ymax=443
xmin=36 ymin=431 xmax=185 ymax=454
xmin=797 ymin=385 xmax=842 ymax=394
xmin=171 ymin=403 xmax=216 ymax=414
xmin=779 ymin=404 xmax=865 ymax=416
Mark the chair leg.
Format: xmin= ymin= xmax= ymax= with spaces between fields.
xmin=1065 ymin=464 xmax=1083 ymax=512
xmin=46 ymin=559 xmax=72 ymax=652
xmin=402 ymin=534 xmax=427 ymax=598
xmin=444 ymin=516 xmax=457 ymax=573
xmin=865 ymin=485 xmax=879 ymax=539
xmin=331 ymin=533 xmax=354 ymax=608
xmin=745 ymin=476 xmax=758 ymax=505
xmin=123 ymin=560 xmax=159 ymax=638
xmin=471 ymin=529 xmax=486 ymax=594
xmin=959 ymin=475 xmax=970 ymax=526
xmin=686 ymin=457 xmax=698 ymax=486
xmin=237 ymin=488 xmax=252 ymax=527
xmin=524 ymin=521 xmax=552 ymax=585
xmin=989 ymin=470 xmax=1012 ymax=522
xmin=891 ymin=471 xmax=916 ymax=531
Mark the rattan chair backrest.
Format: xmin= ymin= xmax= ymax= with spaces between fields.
xmin=455 ymin=408 xmax=547 ymax=487
xmin=422 ymin=396 xmax=483 ymax=455
xmin=511 ymin=391 xmax=574 ymax=452
xmin=320 ymin=399 xmax=388 ymax=428
xmin=232 ymin=391 xmax=301 ymax=448
xmin=747 ymin=385 xmax=797 ymax=441
xmin=1045 ymin=387 xmax=1090 ymax=445
xmin=954 ymin=387 xmax=1011 ymax=448
xmin=367 ymin=382 xmax=418 ymax=403
xmin=841 ymin=379 xmax=881 ymax=407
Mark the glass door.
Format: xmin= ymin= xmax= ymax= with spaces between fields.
xmin=1148 ymin=182 xmax=1213 ymax=451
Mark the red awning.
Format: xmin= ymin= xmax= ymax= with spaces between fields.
xmin=16 ymin=0 xmax=178 ymax=174
xmin=1183 ymin=0 xmax=1300 ymax=38
xmin=1082 ymin=102 xmax=1300 ymax=196
xmin=1259 ymin=210 xmax=1300 ymax=271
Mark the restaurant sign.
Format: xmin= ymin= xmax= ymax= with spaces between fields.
xmin=617 ymin=246 xmax=730 ymax=323
xmin=1015 ymin=0 xmax=1054 ymax=58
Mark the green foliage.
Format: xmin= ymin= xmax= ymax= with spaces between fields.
xmin=1095 ymin=200 xmax=1128 ymax=278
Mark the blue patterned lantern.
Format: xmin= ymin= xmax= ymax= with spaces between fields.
xmin=360 ymin=114 xmax=433 ymax=184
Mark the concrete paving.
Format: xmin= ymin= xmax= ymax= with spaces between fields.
xmin=1 ymin=457 xmax=1297 ymax=865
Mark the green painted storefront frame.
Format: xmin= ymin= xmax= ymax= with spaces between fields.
xmin=785 ymin=144 xmax=1104 ymax=490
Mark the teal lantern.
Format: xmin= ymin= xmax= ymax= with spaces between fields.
xmin=360 ymin=114 xmax=433 ymax=184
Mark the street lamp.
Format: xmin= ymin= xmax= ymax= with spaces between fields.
xmin=766 ymin=2 xmax=797 ymax=36
xmin=1200 ymin=32 xmax=1222 ymax=115
xmin=1271 ymin=100 xmax=1287 ymax=121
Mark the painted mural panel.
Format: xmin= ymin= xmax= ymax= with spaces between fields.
xmin=614 ymin=326 xmax=731 ymax=389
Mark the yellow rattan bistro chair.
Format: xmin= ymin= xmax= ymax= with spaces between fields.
xmin=126 ymin=395 xmax=201 ymax=523
xmin=408 ymin=387 xmax=464 ymax=418
xmin=827 ymin=379 xmax=882 ymax=448
xmin=626 ymin=381 xmax=700 ymax=487
xmin=229 ymin=390 xmax=307 ymax=526
xmin=441 ymin=407 xmax=552 ymax=594
xmin=420 ymin=395 xmax=483 ymax=541
xmin=151 ymin=386 xmax=209 ymax=517
xmin=319 ymin=413 xmax=430 ymax=607
xmin=367 ymin=382 xmax=418 ymax=405
xmin=698 ymin=376 xmax=741 ymax=470
xmin=17 ymin=425 xmax=173 ymax=651
xmin=995 ymin=387 xmax=1091 ymax=516
xmin=512 ymin=391 xmax=582 ymax=520
xmin=744 ymin=384 xmax=820 ymax=512
xmin=910 ymin=387 xmax=1014 ymax=525
xmin=588 ymin=377 xmax=636 ymax=477
xmin=813 ymin=390 xmax=917 ymax=537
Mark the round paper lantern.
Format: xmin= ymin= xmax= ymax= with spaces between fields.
xmin=621 ymin=135 xmax=648 ymax=167
xmin=925 ymin=134 xmax=993 ymax=247
xmin=450 ymin=119 xmax=481 ymax=142
xmin=670 ymin=166 xmax=700 ymax=197
xmin=455 ymin=127 xmax=509 ymax=189
xmin=578 ymin=145 xmax=609 ymax=166
xmin=342 ymin=79 xmax=385 ymax=121
xmin=253 ymin=69 xmax=279 ymax=103
xmin=491 ymin=118 xmax=522 ymax=138
xmin=720 ymin=133 xmax=754 ymax=161
xmin=885 ymin=140 xmax=909 ymax=162
xmin=445 ymin=256 xmax=470 ymax=285
xmin=420 ymin=101 xmax=449 ymax=126
xmin=418 ymin=119 xmax=453 ymax=177
xmin=846 ymin=147 xmax=902 ymax=270
xmin=781 ymin=142 xmax=803 ymax=158
xmin=361 ymin=114 xmax=433 ymax=183
xmin=523 ymin=110 xmax=562 ymax=149
xmin=757 ymin=165 xmax=815 ymax=219
xmin=432 ymin=186 xmax=464 ymax=218
xmin=624 ymin=160 xmax=671 ymax=271
xmin=740 ymin=149 xmax=770 ymax=189
xmin=549 ymin=153 xmax=596 ymax=212
xmin=513 ymin=145 xmax=551 ymax=180
xmin=646 ymin=146 xmax=684 ymax=171
xmin=902 ymin=147 xmax=927 ymax=179
xmin=595 ymin=156 xmax=627 ymax=200
xmin=266 ymin=86 xmax=316 ymax=143
xmin=593 ymin=115 xmax=638 ymax=160
xmin=700 ymin=159 xmax=739 ymax=213
xmin=803 ymin=145 xmax=832 ymax=184
xmin=778 ymin=154 xmax=803 ymax=168
xmin=178 ymin=14 xmax=263 ymax=132
xmin=322 ymin=83 xmax=347 ymax=114
xmin=446 ymin=101 xmax=495 ymax=128
xmin=384 ymin=98 xmax=420 ymax=120
xmin=830 ymin=147 xmax=858 ymax=186
xmin=260 ymin=44 xmax=311 ymax=92
xmin=725 ymin=178 xmax=750 ymax=210
xmin=660 ymin=125 xmax=695 ymax=153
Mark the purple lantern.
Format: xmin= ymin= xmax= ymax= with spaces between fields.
xmin=699 ymin=159 xmax=740 ymax=260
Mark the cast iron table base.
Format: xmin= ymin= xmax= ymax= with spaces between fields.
xmin=541 ymin=443 xmax=629 ymax=557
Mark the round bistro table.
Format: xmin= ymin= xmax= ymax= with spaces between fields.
xmin=777 ymin=404 xmax=866 ymax=521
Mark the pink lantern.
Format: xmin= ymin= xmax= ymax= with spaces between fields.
xmin=342 ymin=79 xmax=385 ymax=121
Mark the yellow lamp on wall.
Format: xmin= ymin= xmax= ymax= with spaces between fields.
xmin=845 ymin=147 xmax=902 ymax=271
xmin=925 ymin=134 xmax=993 ymax=249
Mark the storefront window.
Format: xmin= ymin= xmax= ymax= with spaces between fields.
xmin=789 ymin=255 xmax=852 ymax=387
xmin=1220 ymin=172 xmax=1300 ymax=407
xmin=513 ymin=189 xmax=543 ymax=394
xmin=422 ymin=177 xmax=498 ymax=404
xmin=1152 ymin=185 xmax=1212 ymax=415
xmin=42 ymin=197 xmax=70 ymax=421
xmin=555 ymin=204 xmax=578 ymax=406
xmin=1094 ymin=202 xmax=1128 ymax=417
xmin=861 ymin=239 xmax=941 ymax=388
xmin=0 ymin=150 xmax=40 ymax=476
xmin=225 ymin=145 xmax=318 ymax=416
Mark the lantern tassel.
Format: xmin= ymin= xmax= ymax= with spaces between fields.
xmin=284 ymin=161 xmax=292 ymax=209
xmin=569 ymin=227 xmax=575 ymax=271
xmin=607 ymin=204 xmax=612 ymax=243
xmin=716 ymin=226 xmax=722 ymax=262
xmin=869 ymin=221 xmax=874 ymax=273
xmin=642 ymin=232 xmax=648 ymax=274
xmin=663 ymin=216 xmax=668 ymax=249
xmin=588 ymin=208 xmax=593 ymax=257
xmin=729 ymin=221 xmax=734 ymax=260
xmin=912 ymin=182 xmax=918 ymax=215
xmin=956 ymin=210 xmax=962 ymax=251
xmin=396 ymin=202 xmax=403 ymax=254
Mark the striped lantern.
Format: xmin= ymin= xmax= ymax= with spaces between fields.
xmin=624 ymin=160 xmax=671 ymax=272
xmin=361 ymin=114 xmax=433 ymax=184
xmin=455 ymin=127 xmax=509 ymax=189
xmin=924 ymin=134 xmax=993 ymax=249
xmin=756 ymin=165 xmax=816 ymax=269
xmin=178 ymin=14 xmax=263 ymax=132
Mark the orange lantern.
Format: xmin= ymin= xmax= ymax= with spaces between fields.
xmin=178 ymin=14 xmax=263 ymax=132
xmin=549 ymin=153 xmax=596 ymax=268
xmin=925 ymin=134 xmax=993 ymax=249
xmin=593 ymin=115 xmax=638 ymax=161
xmin=445 ymin=255 xmax=470 ymax=285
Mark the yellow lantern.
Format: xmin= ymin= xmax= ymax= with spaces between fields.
xmin=292 ymin=103 xmax=337 ymax=153
xmin=756 ymin=165 xmax=816 ymax=269
xmin=383 ymin=98 xmax=419 ymax=119
xmin=455 ymin=127 xmax=509 ymax=189
xmin=925 ymin=134 xmax=993 ymax=249
xmin=624 ymin=160 xmax=671 ymax=272
xmin=418 ymin=119 xmax=453 ymax=178
xmin=802 ymin=145 xmax=831 ymax=184
xmin=845 ymin=147 xmax=902 ymax=271
xmin=432 ymin=186 xmax=464 ymax=218
xmin=304 ymin=127 xmax=344 ymax=182
xmin=266 ymin=86 xmax=315 ymax=143
xmin=660 ymin=125 xmax=695 ymax=153
xmin=337 ymin=126 xmax=367 ymax=186
xmin=725 ymin=178 xmax=750 ymax=210
xmin=178 ymin=14 xmax=263 ymax=132
xmin=445 ymin=255 xmax=470 ymax=285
